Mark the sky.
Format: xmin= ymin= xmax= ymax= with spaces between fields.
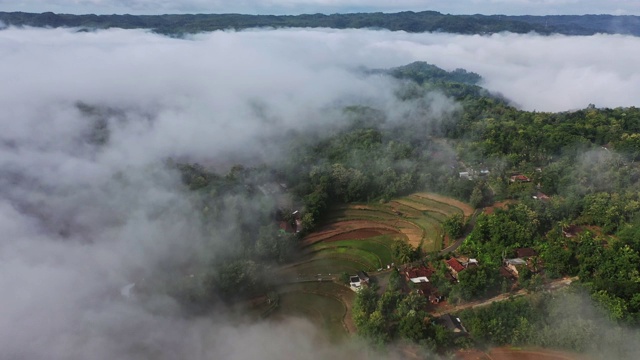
xmin=1 ymin=0 xmax=640 ymax=16
xmin=1 ymin=23 xmax=640 ymax=360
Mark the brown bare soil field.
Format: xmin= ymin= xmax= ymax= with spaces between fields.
xmin=413 ymin=192 xmax=475 ymax=217
xmin=456 ymin=349 xmax=491 ymax=360
xmin=483 ymin=200 xmax=516 ymax=215
xmin=303 ymin=220 xmax=405 ymax=246
xmin=303 ymin=218 xmax=425 ymax=247
xmin=457 ymin=348 xmax=583 ymax=360
xmin=490 ymin=348 xmax=583 ymax=360
xmin=393 ymin=219 xmax=425 ymax=247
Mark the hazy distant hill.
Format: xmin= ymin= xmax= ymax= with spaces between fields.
xmin=498 ymin=14 xmax=640 ymax=36
xmin=1 ymin=10 xmax=639 ymax=36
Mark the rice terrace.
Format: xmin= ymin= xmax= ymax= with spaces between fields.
xmin=267 ymin=192 xmax=474 ymax=337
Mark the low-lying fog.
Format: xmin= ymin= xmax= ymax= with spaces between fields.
xmin=1 ymin=26 xmax=639 ymax=359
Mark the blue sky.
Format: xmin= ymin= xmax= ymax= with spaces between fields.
xmin=1 ymin=0 xmax=639 ymax=15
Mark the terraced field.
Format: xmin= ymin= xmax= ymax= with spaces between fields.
xmin=272 ymin=282 xmax=355 ymax=341
xmin=303 ymin=192 xmax=473 ymax=252
xmin=283 ymin=235 xmax=397 ymax=278
xmin=269 ymin=193 xmax=473 ymax=336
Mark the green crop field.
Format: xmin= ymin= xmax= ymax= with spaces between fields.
xmin=271 ymin=282 xmax=353 ymax=341
xmin=325 ymin=207 xmax=397 ymax=223
xmin=286 ymin=257 xmax=370 ymax=276
xmin=309 ymin=236 xmax=396 ymax=267
xmin=404 ymin=195 xmax=465 ymax=216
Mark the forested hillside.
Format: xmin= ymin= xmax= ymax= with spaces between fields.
xmin=1 ymin=10 xmax=639 ymax=36
xmin=171 ymin=60 xmax=640 ymax=335
xmin=76 ymin=58 xmax=640 ymax=357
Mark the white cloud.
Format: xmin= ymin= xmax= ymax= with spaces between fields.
xmin=371 ymin=31 xmax=640 ymax=111
xmin=0 ymin=26 xmax=408 ymax=360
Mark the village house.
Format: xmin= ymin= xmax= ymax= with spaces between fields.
xmin=504 ymin=247 xmax=540 ymax=278
xmin=403 ymin=265 xmax=434 ymax=284
xmin=510 ymin=174 xmax=531 ymax=183
xmin=357 ymin=271 xmax=370 ymax=284
xmin=457 ymin=256 xmax=479 ymax=268
xmin=504 ymin=258 xmax=527 ymax=277
xmin=533 ymin=191 xmax=550 ymax=201
xmin=349 ymin=275 xmax=362 ymax=291
xmin=438 ymin=314 xmax=467 ymax=334
xmin=459 ymin=169 xmax=489 ymax=181
xmin=445 ymin=258 xmax=466 ymax=280
xmin=403 ymin=265 xmax=443 ymax=303
xmin=277 ymin=209 xmax=303 ymax=234
xmin=459 ymin=171 xmax=472 ymax=180
xmin=349 ymin=271 xmax=370 ymax=292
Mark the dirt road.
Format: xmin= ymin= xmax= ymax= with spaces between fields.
xmin=431 ymin=277 xmax=577 ymax=317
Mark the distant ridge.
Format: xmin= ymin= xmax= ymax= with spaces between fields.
xmin=1 ymin=11 xmax=639 ymax=36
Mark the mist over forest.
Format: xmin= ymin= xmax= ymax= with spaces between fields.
xmin=1 ymin=21 xmax=640 ymax=360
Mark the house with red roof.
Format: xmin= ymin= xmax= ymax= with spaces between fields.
xmin=510 ymin=174 xmax=531 ymax=183
xmin=403 ymin=265 xmax=435 ymax=284
xmin=445 ymin=258 xmax=466 ymax=280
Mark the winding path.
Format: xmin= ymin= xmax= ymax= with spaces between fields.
xmin=431 ymin=277 xmax=578 ymax=317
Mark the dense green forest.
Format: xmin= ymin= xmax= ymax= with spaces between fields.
xmin=458 ymin=290 xmax=640 ymax=359
xmin=133 ymin=60 xmax=640 ymax=355
xmin=1 ymin=10 xmax=640 ymax=36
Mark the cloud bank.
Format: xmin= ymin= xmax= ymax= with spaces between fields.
xmin=1 ymin=26 xmax=639 ymax=359
xmin=368 ymin=31 xmax=640 ymax=111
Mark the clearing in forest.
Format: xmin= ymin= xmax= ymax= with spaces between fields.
xmin=297 ymin=192 xmax=472 ymax=272
xmin=271 ymin=192 xmax=472 ymax=339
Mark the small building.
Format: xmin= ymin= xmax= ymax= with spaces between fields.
xmin=533 ymin=191 xmax=550 ymax=202
xmin=504 ymin=258 xmax=527 ymax=277
xmin=277 ymin=209 xmax=303 ymax=234
xmin=514 ymin=248 xmax=538 ymax=259
xmin=445 ymin=258 xmax=466 ymax=280
xmin=459 ymin=171 xmax=472 ymax=180
xmin=404 ymin=265 xmax=434 ymax=284
xmin=349 ymin=275 xmax=362 ymax=291
xmin=510 ymin=174 xmax=531 ymax=183
xmin=460 ymin=258 xmax=479 ymax=268
xmin=350 ymin=271 xmax=371 ymax=292
xmin=357 ymin=271 xmax=370 ymax=284
xmin=438 ymin=314 xmax=467 ymax=334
